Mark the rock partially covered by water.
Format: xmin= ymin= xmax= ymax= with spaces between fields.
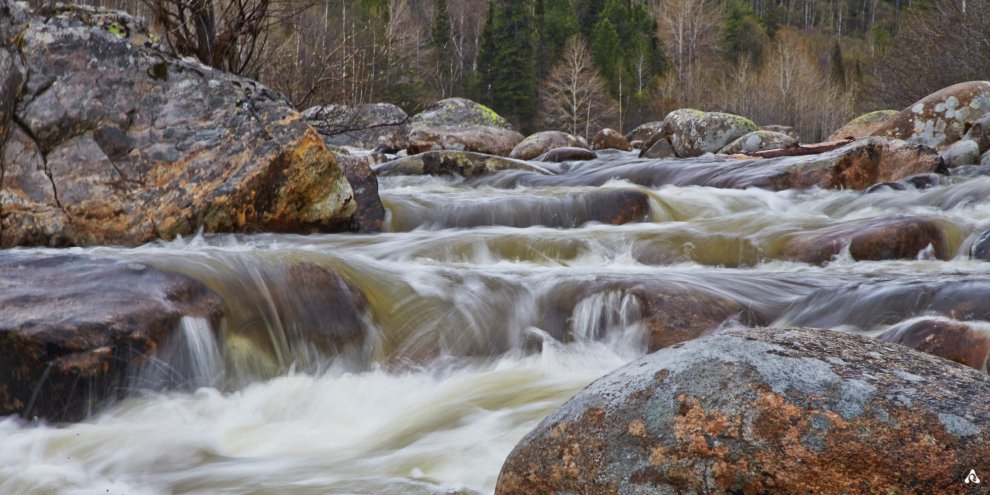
xmin=718 ymin=130 xmax=797 ymax=154
xmin=971 ymin=229 xmax=990 ymax=261
xmin=330 ymin=151 xmax=385 ymax=232
xmin=777 ymin=215 xmax=948 ymax=264
xmin=509 ymin=131 xmax=587 ymax=160
xmin=625 ymin=121 xmax=664 ymax=145
xmin=374 ymin=150 xmax=552 ymax=178
xmin=639 ymin=135 xmax=676 ymax=159
xmin=828 ymin=110 xmax=898 ymax=141
xmin=878 ymin=318 xmax=990 ymax=373
xmin=872 ymin=81 xmax=990 ymax=150
xmin=302 ymin=103 xmax=409 ymax=152
xmin=662 ymin=109 xmax=758 ymax=157
xmin=591 ymin=128 xmax=632 ymax=151
xmin=496 ymin=327 xmax=990 ymax=494
xmin=535 ymin=147 xmax=597 ymax=162
xmin=407 ymin=98 xmax=524 ymax=156
xmin=939 ymin=139 xmax=981 ymax=167
xmin=0 ymin=2 xmax=356 ymax=247
xmin=0 ymin=254 xmax=223 ymax=422
xmin=543 ymin=279 xmax=762 ymax=352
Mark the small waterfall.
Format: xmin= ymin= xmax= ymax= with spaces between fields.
xmin=132 ymin=316 xmax=223 ymax=392
xmin=569 ymin=291 xmax=646 ymax=353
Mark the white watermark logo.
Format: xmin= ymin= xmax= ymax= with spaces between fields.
xmin=965 ymin=469 xmax=981 ymax=484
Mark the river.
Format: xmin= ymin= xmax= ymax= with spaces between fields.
xmin=1 ymin=152 xmax=989 ymax=494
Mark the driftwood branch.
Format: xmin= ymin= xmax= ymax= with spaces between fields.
xmin=744 ymin=138 xmax=854 ymax=158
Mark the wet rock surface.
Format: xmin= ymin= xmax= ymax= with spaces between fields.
xmin=535 ymin=146 xmax=597 ymax=162
xmin=877 ymin=318 xmax=990 ymax=372
xmin=0 ymin=253 xmax=223 ymax=422
xmin=406 ymin=98 xmax=524 ymax=156
xmin=872 ymin=81 xmax=990 ymax=150
xmin=331 ymin=151 xmax=385 ymax=233
xmin=591 ymin=128 xmax=632 ymax=151
xmin=496 ymin=326 xmax=990 ymax=495
xmin=509 ymin=131 xmax=587 ymax=160
xmin=0 ymin=2 xmax=356 ymax=247
xmin=777 ymin=215 xmax=949 ymax=264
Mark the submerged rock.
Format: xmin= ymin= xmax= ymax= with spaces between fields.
xmin=0 ymin=254 xmax=223 ymax=422
xmin=374 ymin=150 xmax=552 ymax=178
xmin=0 ymin=2 xmax=356 ymax=247
xmin=718 ymin=130 xmax=797 ymax=154
xmin=535 ymin=146 xmax=597 ymax=162
xmin=591 ymin=128 xmax=632 ymax=151
xmin=878 ymin=318 xmax=990 ymax=372
xmin=496 ymin=327 xmax=990 ymax=494
xmin=828 ymin=110 xmax=898 ymax=141
xmin=542 ymin=279 xmax=762 ymax=352
xmin=303 ymin=103 xmax=409 ymax=152
xmin=662 ymin=108 xmax=759 ymax=157
xmin=872 ymin=81 xmax=990 ymax=150
xmin=509 ymin=131 xmax=587 ymax=160
xmin=406 ymin=98 xmax=524 ymax=156
xmin=777 ymin=215 xmax=948 ymax=264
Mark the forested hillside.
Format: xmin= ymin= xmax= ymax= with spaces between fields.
xmin=54 ymin=0 xmax=986 ymax=140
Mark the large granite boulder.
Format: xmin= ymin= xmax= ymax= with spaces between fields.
xmin=591 ymin=128 xmax=632 ymax=151
xmin=330 ymin=151 xmax=385 ymax=232
xmin=828 ymin=110 xmax=898 ymax=141
xmin=0 ymin=2 xmax=356 ymax=247
xmin=509 ymin=131 xmax=587 ymax=160
xmin=0 ymin=253 xmax=223 ymax=422
xmin=662 ymin=109 xmax=759 ymax=157
xmin=777 ymin=215 xmax=949 ymax=264
xmin=624 ymin=121 xmax=664 ymax=146
xmin=872 ymin=81 xmax=990 ymax=150
xmin=407 ymin=98 xmax=524 ymax=156
xmin=302 ymin=103 xmax=408 ymax=152
xmin=497 ymin=327 xmax=990 ymax=494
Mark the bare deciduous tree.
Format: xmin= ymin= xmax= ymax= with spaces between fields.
xmin=539 ymin=36 xmax=616 ymax=139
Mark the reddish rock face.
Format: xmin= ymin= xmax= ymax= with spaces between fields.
xmin=0 ymin=254 xmax=223 ymax=422
xmin=877 ymin=318 xmax=990 ymax=373
xmin=872 ymin=81 xmax=990 ymax=150
xmin=0 ymin=4 xmax=356 ymax=248
xmin=510 ymin=131 xmax=588 ymax=160
xmin=777 ymin=215 xmax=949 ymax=264
xmin=591 ymin=128 xmax=632 ymax=151
xmin=828 ymin=110 xmax=898 ymax=141
xmin=496 ymin=327 xmax=990 ymax=495
xmin=536 ymin=146 xmax=597 ymax=162
xmin=331 ymin=151 xmax=385 ymax=233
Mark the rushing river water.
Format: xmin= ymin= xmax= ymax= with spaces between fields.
xmin=3 ymin=151 xmax=990 ymax=494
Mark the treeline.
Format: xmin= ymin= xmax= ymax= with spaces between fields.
xmin=39 ymin=0 xmax=988 ymax=142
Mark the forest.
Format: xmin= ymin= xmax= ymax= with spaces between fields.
xmin=50 ymin=0 xmax=989 ymax=141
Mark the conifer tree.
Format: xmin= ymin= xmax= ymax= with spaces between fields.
xmin=431 ymin=0 xmax=457 ymax=97
xmin=475 ymin=0 xmax=538 ymax=131
xmin=719 ymin=0 xmax=768 ymax=66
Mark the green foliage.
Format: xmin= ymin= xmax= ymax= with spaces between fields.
xmin=719 ymin=0 xmax=768 ymax=66
xmin=476 ymin=0 xmax=539 ymax=131
xmin=575 ymin=0 xmax=604 ymax=38
xmin=591 ymin=17 xmax=621 ymax=79
xmin=536 ymin=0 xmax=579 ymax=81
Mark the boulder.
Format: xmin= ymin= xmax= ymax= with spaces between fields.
xmin=542 ymin=279 xmax=762 ymax=352
xmin=0 ymin=253 xmax=223 ymax=421
xmin=963 ymin=113 xmax=990 ymax=154
xmin=662 ymin=109 xmax=759 ymax=157
xmin=509 ymin=131 xmax=586 ymax=160
xmin=777 ymin=215 xmax=948 ymax=264
xmin=872 ymin=81 xmax=990 ymax=149
xmin=590 ymin=128 xmax=632 ymax=151
xmin=330 ymin=151 xmax=385 ymax=232
xmin=496 ymin=327 xmax=990 ymax=494
xmin=939 ymin=139 xmax=981 ymax=167
xmin=970 ymin=229 xmax=990 ymax=261
xmin=718 ymin=130 xmax=797 ymax=154
xmin=639 ymin=136 xmax=677 ymax=159
xmin=374 ymin=150 xmax=552 ymax=178
xmin=757 ymin=137 xmax=947 ymax=190
xmin=624 ymin=121 xmax=663 ymax=145
xmin=302 ymin=103 xmax=408 ymax=152
xmin=877 ymin=318 xmax=990 ymax=372
xmin=535 ymin=146 xmax=597 ymax=162
xmin=828 ymin=110 xmax=898 ymax=141
xmin=0 ymin=3 xmax=356 ymax=247
xmin=407 ymin=98 xmax=524 ymax=156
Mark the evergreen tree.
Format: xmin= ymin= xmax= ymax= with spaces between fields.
xmin=719 ymin=0 xmax=769 ymax=67
xmin=474 ymin=1 xmax=498 ymax=105
xmin=476 ymin=0 xmax=539 ymax=131
xmin=575 ymin=0 xmax=605 ymax=38
xmin=431 ymin=0 xmax=457 ymax=97
xmin=830 ymin=41 xmax=847 ymax=89
xmin=536 ymin=0 xmax=579 ymax=82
